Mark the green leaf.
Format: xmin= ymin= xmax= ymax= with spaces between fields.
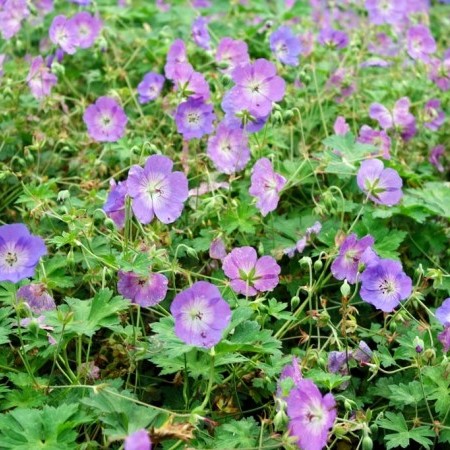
xmin=388 ymin=382 xmax=424 ymax=408
xmin=213 ymin=417 xmax=261 ymax=448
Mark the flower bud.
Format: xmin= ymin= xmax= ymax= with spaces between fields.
xmin=313 ymin=259 xmax=323 ymax=272
xmin=291 ymin=296 xmax=300 ymax=309
xmin=413 ymin=336 xmax=424 ymax=353
xmin=299 ymin=256 xmax=312 ymax=268
xmin=362 ymin=435 xmax=373 ymax=450
xmin=340 ymin=280 xmax=351 ymax=298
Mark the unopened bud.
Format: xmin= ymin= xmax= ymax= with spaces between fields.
xmin=291 ymin=296 xmax=300 ymax=309
xmin=340 ymin=280 xmax=351 ymax=298
xmin=313 ymin=259 xmax=323 ymax=272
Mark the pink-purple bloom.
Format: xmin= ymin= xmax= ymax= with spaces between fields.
xmin=428 ymin=55 xmax=450 ymax=91
xmin=407 ymin=25 xmax=436 ymax=63
xmin=358 ymin=125 xmax=391 ymax=160
xmin=423 ymin=99 xmax=445 ymax=131
xmin=209 ymin=237 xmax=227 ymax=260
xmin=365 ymin=0 xmax=406 ymax=26
xmin=27 ymin=56 xmax=58 ymax=100
xmin=170 ymin=281 xmax=231 ymax=348
xmin=216 ymin=37 xmax=250 ymax=74
xmin=318 ymin=28 xmax=349 ymax=49
xmin=277 ymin=357 xmax=302 ymax=400
xmin=71 ymin=12 xmax=102 ymax=49
xmin=165 ymin=39 xmax=188 ymax=80
xmin=269 ymin=26 xmax=301 ymax=66
xmin=331 ymin=234 xmax=375 ymax=284
xmin=360 ymin=259 xmax=412 ymax=312
xmin=118 ymin=270 xmax=168 ymax=307
xmin=222 ymin=246 xmax=281 ymax=297
xmin=0 ymin=0 xmax=29 ymax=40
xmin=249 ymin=158 xmax=286 ymax=216
xmin=438 ymin=327 xmax=450 ymax=353
xmin=83 ymin=96 xmax=128 ymax=142
xmin=124 ymin=429 xmax=152 ymax=450
xmin=357 ymin=159 xmax=403 ymax=206
xmin=192 ymin=16 xmax=211 ymax=50
xmin=174 ymin=98 xmax=216 ymax=140
xmin=207 ymin=122 xmax=250 ymax=174
xmin=436 ymin=298 xmax=450 ymax=327
xmin=334 ymin=116 xmax=350 ymax=135
xmin=171 ymin=62 xmax=210 ymax=101
xmin=0 ymin=224 xmax=47 ymax=283
xmin=286 ymin=379 xmax=337 ymax=450
xmin=103 ymin=179 xmax=128 ymax=229
xmin=49 ymin=15 xmax=78 ymax=55
xmin=429 ymin=145 xmax=446 ymax=173
xmin=284 ymin=222 xmax=322 ymax=258
xmin=137 ymin=72 xmax=165 ymax=104
xmin=127 ymin=155 xmax=188 ymax=224
xmin=16 ymin=283 xmax=55 ymax=314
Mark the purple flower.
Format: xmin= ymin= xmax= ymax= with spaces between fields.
xmin=207 ymin=122 xmax=250 ymax=174
xmin=229 ymin=59 xmax=286 ymax=118
xmin=127 ymin=155 xmax=188 ymax=224
xmin=216 ymin=37 xmax=250 ymax=74
xmin=438 ymin=327 xmax=450 ymax=353
xmin=429 ymin=145 xmax=445 ymax=173
xmin=103 ymin=179 xmax=128 ymax=229
xmin=269 ymin=26 xmax=302 ymax=66
xmin=360 ymin=259 xmax=412 ymax=312
xmin=209 ymin=237 xmax=227 ymax=260
xmin=249 ymin=158 xmax=286 ymax=216
xmin=78 ymin=361 xmax=100 ymax=381
xmin=299 ymin=32 xmax=315 ymax=56
xmin=16 ymin=283 xmax=55 ymax=314
xmin=222 ymin=246 xmax=281 ymax=297
xmin=284 ymin=222 xmax=322 ymax=258
xmin=353 ymin=341 xmax=373 ymax=364
xmin=174 ymin=98 xmax=215 ymax=140
xmin=170 ymin=281 xmax=231 ymax=348
xmin=369 ymin=97 xmax=416 ymax=142
xmin=192 ymin=16 xmax=211 ymax=50
xmin=164 ymin=39 xmax=188 ymax=80
xmin=328 ymin=351 xmax=348 ymax=373
xmin=83 ymin=96 xmax=128 ymax=142
xmin=334 ymin=116 xmax=350 ymax=135
xmin=368 ymin=33 xmax=399 ymax=58
xmin=171 ymin=62 xmax=210 ymax=100
xmin=71 ymin=12 xmax=102 ymax=49
xmin=436 ymin=298 xmax=450 ymax=326
xmin=277 ymin=357 xmax=302 ymax=400
xmin=423 ymin=99 xmax=445 ymax=131
xmin=407 ymin=25 xmax=436 ymax=63
xmin=358 ymin=125 xmax=391 ymax=160
xmin=357 ymin=159 xmax=403 ymax=206
xmin=49 ymin=15 xmax=78 ymax=55
xmin=156 ymin=0 xmax=170 ymax=11
xmin=118 ymin=270 xmax=168 ymax=307
xmin=286 ymin=379 xmax=337 ymax=450
xmin=0 ymin=0 xmax=29 ymax=40
xmin=124 ymin=429 xmax=152 ymax=450
xmin=318 ymin=28 xmax=349 ymax=49
xmin=27 ymin=56 xmax=58 ymax=100
xmin=0 ymin=224 xmax=47 ymax=283
xmin=326 ymin=68 xmax=355 ymax=104
xmin=331 ymin=234 xmax=375 ymax=284
xmin=428 ymin=56 xmax=450 ymax=91
xmin=189 ymin=181 xmax=229 ymax=197
xmin=365 ymin=0 xmax=406 ymax=26
xmin=137 ymin=72 xmax=165 ymax=104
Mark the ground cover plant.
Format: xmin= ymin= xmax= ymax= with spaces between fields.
xmin=0 ymin=0 xmax=449 ymax=449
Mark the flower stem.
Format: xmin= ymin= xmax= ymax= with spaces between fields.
xmin=199 ymin=347 xmax=216 ymax=411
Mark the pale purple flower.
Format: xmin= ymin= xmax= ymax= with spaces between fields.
xmin=438 ymin=327 xmax=450 ymax=353
xmin=318 ymin=28 xmax=349 ymax=49
xmin=27 ymin=56 xmax=58 ymax=100
xmin=71 ymin=12 xmax=102 ymax=49
xmin=328 ymin=351 xmax=348 ymax=374
xmin=284 ymin=222 xmax=322 ymax=258
xmin=229 ymin=59 xmax=286 ymax=118
xmin=171 ymin=62 xmax=210 ymax=100
xmin=170 ymin=281 xmax=231 ymax=348
xmin=358 ymin=125 xmax=391 ymax=160
xmin=429 ymin=145 xmax=445 ymax=173
xmin=326 ymin=68 xmax=355 ymax=103
xmin=331 ymin=234 xmax=375 ymax=284
xmin=188 ymin=181 xmax=229 ymax=197
xmin=118 ymin=270 xmax=168 ymax=307
xmin=249 ymin=158 xmax=286 ymax=216
xmin=165 ymin=39 xmax=188 ymax=80
xmin=222 ymin=246 xmax=281 ymax=297
xmin=124 ymin=429 xmax=152 ymax=450
xmin=299 ymin=32 xmax=314 ymax=57
xmin=436 ymin=298 xmax=450 ymax=327
xmin=16 ymin=283 xmax=55 ymax=314
xmin=127 ymin=155 xmax=188 ymax=224
xmin=216 ymin=37 xmax=250 ymax=74
xmin=407 ymin=25 xmax=436 ymax=63
xmin=174 ymin=98 xmax=215 ymax=140
xmin=365 ymin=0 xmax=406 ymax=26
xmin=360 ymin=259 xmax=412 ymax=312
xmin=156 ymin=0 xmax=170 ymax=11
xmin=269 ymin=26 xmax=302 ymax=66
xmin=428 ymin=55 xmax=450 ymax=91
xmin=103 ymin=179 xmax=128 ymax=229
xmin=20 ymin=315 xmax=56 ymax=344
xmin=137 ymin=72 xmax=165 ymax=104
xmin=207 ymin=122 xmax=250 ymax=174
xmin=0 ymin=224 xmax=47 ymax=283
xmin=209 ymin=237 xmax=227 ymax=260
xmin=83 ymin=96 xmax=128 ymax=142
xmin=286 ymin=379 xmax=337 ymax=450
xmin=368 ymin=33 xmax=399 ymax=58
xmin=34 ymin=0 xmax=54 ymax=16
xmin=78 ymin=361 xmax=100 ymax=381
xmin=0 ymin=0 xmax=29 ymax=40
xmin=277 ymin=357 xmax=302 ymax=400
xmin=369 ymin=97 xmax=416 ymax=141
xmin=49 ymin=15 xmax=79 ymax=55
xmin=357 ymin=159 xmax=403 ymax=206
xmin=352 ymin=340 xmax=373 ymax=364
xmin=334 ymin=116 xmax=350 ymax=135
xmin=192 ymin=16 xmax=210 ymax=50
xmin=423 ymin=99 xmax=445 ymax=131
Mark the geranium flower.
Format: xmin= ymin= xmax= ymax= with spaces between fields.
xmin=124 ymin=429 xmax=152 ymax=450
xmin=174 ymin=98 xmax=215 ymax=140
xmin=318 ymin=28 xmax=349 ymax=49
xmin=170 ymin=281 xmax=231 ymax=348
xmin=16 ymin=283 xmax=55 ymax=314
xmin=365 ymin=0 xmax=406 ymax=26
xmin=423 ymin=99 xmax=445 ymax=131
xmin=360 ymin=259 xmax=412 ymax=312
xmin=429 ymin=145 xmax=446 ymax=173
xmin=407 ymin=25 xmax=436 ymax=63
xmin=127 ymin=155 xmax=188 ymax=224
xmin=358 ymin=125 xmax=391 ymax=160
xmin=277 ymin=357 xmax=302 ymax=400
xmin=49 ymin=15 xmax=79 ymax=54
xmin=171 ymin=62 xmax=210 ymax=100
xmin=222 ymin=246 xmax=280 ymax=296
xmin=103 ymin=179 xmax=128 ymax=229
xmin=83 ymin=96 xmax=128 ymax=142
xmin=192 ymin=16 xmax=211 ymax=50
xmin=436 ymin=298 xmax=450 ymax=326
xmin=357 ymin=159 xmax=403 ymax=206
xmin=216 ymin=37 xmax=249 ymax=74
xmin=0 ymin=0 xmax=29 ymax=40
xmin=0 ymin=224 xmax=47 ymax=283
xmin=118 ymin=270 xmax=168 ymax=307
xmin=71 ymin=12 xmax=102 ymax=49
xmin=269 ymin=26 xmax=301 ymax=66
xmin=164 ymin=39 xmax=188 ymax=80
xmin=137 ymin=72 xmax=165 ymax=104
xmin=27 ymin=56 xmax=58 ymax=100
